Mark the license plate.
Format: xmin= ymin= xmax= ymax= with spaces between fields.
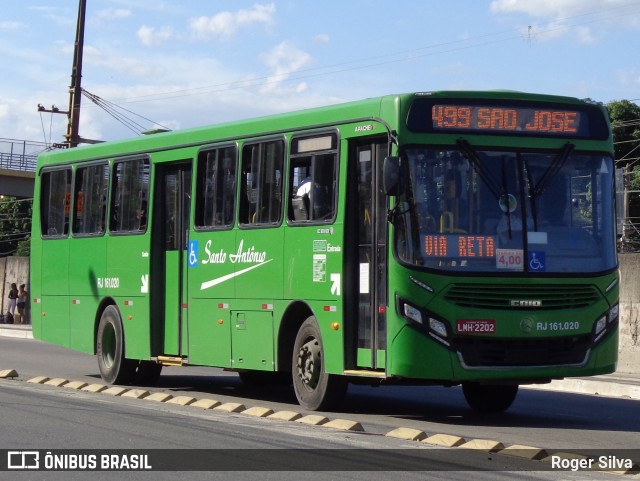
xmin=456 ymin=319 xmax=496 ymax=334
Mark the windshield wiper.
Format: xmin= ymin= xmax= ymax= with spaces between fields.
xmin=531 ymin=142 xmax=575 ymax=198
xmin=458 ymin=139 xmax=517 ymax=238
xmin=456 ymin=139 xmax=505 ymax=201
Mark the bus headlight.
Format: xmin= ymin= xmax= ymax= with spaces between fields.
xmin=398 ymin=297 xmax=450 ymax=346
xmin=608 ymin=303 xmax=619 ymax=324
xmin=594 ymin=316 xmax=607 ymax=337
xmin=429 ymin=318 xmax=448 ymax=338
xmin=402 ymin=302 xmax=423 ymax=325
xmin=592 ymin=304 xmax=619 ymax=344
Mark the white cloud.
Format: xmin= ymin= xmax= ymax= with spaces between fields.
xmin=617 ymin=68 xmax=640 ymax=89
xmin=491 ymin=0 xmax=617 ymax=17
xmin=259 ymin=41 xmax=312 ymax=94
xmin=490 ymin=0 xmax=640 ymax=44
xmin=137 ymin=25 xmax=174 ymax=46
xmin=0 ymin=102 xmax=9 ymax=119
xmin=0 ymin=21 xmax=24 ymax=31
xmin=81 ymin=44 xmax=165 ymax=79
xmin=314 ymin=34 xmax=330 ymax=44
xmin=96 ymin=8 xmax=132 ymax=21
xmin=189 ymin=3 xmax=276 ymax=40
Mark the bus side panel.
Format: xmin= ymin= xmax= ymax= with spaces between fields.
xmin=29 ymin=221 xmax=43 ymax=341
xmin=40 ymin=238 xmax=70 ymax=347
xmin=187 ymin=298 xmax=232 ymax=367
xmin=106 ymin=235 xmax=151 ymax=360
xmin=283 ymin=224 xmax=345 ymax=375
xmin=69 ymin=236 xmax=107 ymax=353
xmin=69 ymin=296 xmax=100 ymax=354
xmin=187 ymin=229 xmax=236 ymax=367
xmin=229 ymin=229 xmax=283 ymax=370
xmin=235 ymin=228 xmax=284 ymax=301
xmin=231 ymin=309 xmax=274 ymax=371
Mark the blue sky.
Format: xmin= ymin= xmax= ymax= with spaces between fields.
xmin=1 ymin=0 xmax=640 ymax=145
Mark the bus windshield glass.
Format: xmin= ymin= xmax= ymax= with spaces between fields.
xmin=395 ymin=144 xmax=616 ymax=274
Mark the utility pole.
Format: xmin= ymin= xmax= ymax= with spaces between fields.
xmin=64 ymin=0 xmax=87 ymax=148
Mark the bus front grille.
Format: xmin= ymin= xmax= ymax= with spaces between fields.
xmin=444 ymin=283 xmax=600 ymax=310
xmin=454 ymin=335 xmax=591 ymax=368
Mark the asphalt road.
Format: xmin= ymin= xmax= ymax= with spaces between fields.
xmin=0 ymin=373 xmax=623 ymax=481
xmin=1 ymin=336 xmax=639 ymax=475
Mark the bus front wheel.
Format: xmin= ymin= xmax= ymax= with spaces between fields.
xmin=462 ymin=382 xmax=518 ymax=412
xmin=96 ymin=305 xmax=131 ymax=385
xmin=292 ymin=316 xmax=347 ymax=411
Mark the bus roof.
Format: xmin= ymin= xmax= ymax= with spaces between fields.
xmin=37 ymin=90 xmax=606 ymax=166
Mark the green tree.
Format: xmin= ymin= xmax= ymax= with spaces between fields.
xmin=607 ymin=100 xmax=640 ymax=245
xmin=606 ymin=99 xmax=640 ymax=166
xmin=0 ymin=197 xmax=32 ymax=257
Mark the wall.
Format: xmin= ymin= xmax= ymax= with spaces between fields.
xmin=0 ymin=256 xmax=30 ymax=323
xmin=618 ymin=253 xmax=640 ymax=373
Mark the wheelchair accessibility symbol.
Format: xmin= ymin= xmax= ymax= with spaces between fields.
xmin=528 ymin=251 xmax=545 ymax=272
xmin=188 ymin=240 xmax=199 ymax=268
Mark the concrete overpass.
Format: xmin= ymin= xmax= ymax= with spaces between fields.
xmin=0 ymin=139 xmax=42 ymax=198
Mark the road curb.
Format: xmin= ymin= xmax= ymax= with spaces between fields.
xmin=2 ymin=373 xmax=640 ymax=475
xmin=0 ymin=326 xmax=34 ymax=339
xmin=522 ymin=377 xmax=640 ymax=400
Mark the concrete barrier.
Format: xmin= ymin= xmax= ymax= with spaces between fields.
xmin=618 ymin=253 xmax=640 ymax=374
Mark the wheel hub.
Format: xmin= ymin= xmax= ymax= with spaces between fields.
xmin=297 ymin=338 xmax=321 ymax=389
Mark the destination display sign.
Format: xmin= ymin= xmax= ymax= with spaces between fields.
xmin=423 ymin=234 xmax=496 ymax=258
xmin=431 ymin=105 xmax=581 ymax=135
xmin=406 ymin=97 xmax=610 ymax=139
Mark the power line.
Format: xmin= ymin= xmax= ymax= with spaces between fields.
xmin=82 ymin=89 xmax=171 ymax=135
xmin=103 ymin=1 xmax=640 ymax=105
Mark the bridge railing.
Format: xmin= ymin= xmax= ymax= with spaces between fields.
xmin=0 ymin=138 xmax=50 ymax=173
xmin=0 ymin=152 xmax=37 ymax=172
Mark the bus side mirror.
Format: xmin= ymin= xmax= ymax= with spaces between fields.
xmin=383 ymin=156 xmax=400 ymax=196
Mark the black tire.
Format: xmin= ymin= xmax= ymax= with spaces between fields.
xmin=292 ymin=316 xmax=347 ymax=411
xmin=96 ymin=305 xmax=133 ymax=385
xmin=462 ymin=383 xmax=519 ymax=412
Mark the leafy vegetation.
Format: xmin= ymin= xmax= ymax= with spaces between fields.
xmin=0 ymin=197 xmax=32 ymax=257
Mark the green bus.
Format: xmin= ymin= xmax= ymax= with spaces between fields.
xmin=30 ymin=91 xmax=618 ymax=412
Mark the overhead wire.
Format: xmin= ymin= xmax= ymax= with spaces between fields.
xmin=81 ymin=89 xmax=172 ymax=135
xmin=103 ymin=1 xmax=640 ymax=105
xmin=74 ymin=2 xmax=640 ymax=133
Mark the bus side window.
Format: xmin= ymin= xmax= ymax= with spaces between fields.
xmin=195 ymin=146 xmax=237 ymax=229
xmin=109 ymin=158 xmax=150 ymax=234
xmin=288 ymin=133 xmax=338 ymax=224
xmin=239 ymin=139 xmax=284 ymax=227
xmin=41 ymin=168 xmax=72 ymax=238
xmin=73 ymin=163 xmax=108 ymax=236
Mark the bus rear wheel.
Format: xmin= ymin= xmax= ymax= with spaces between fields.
xmin=292 ymin=316 xmax=347 ymax=411
xmin=96 ymin=305 xmax=132 ymax=385
xmin=462 ymin=383 xmax=519 ymax=412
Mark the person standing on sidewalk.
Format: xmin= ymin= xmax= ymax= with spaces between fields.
xmin=16 ymin=284 xmax=27 ymax=324
xmin=7 ymin=283 xmax=18 ymax=323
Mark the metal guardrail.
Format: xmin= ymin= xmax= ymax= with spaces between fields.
xmin=0 ymin=153 xmax=37 ymax=172
xmin=0 ymin=138 xmax=49 ymax=173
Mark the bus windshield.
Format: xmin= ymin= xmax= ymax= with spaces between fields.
xmin=395 ymin=143 xmax=616 ymax=274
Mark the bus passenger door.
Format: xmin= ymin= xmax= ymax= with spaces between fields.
xmin=152 ymin=163 xmax=192 ymax=359
xmin=346 ymin=139 xmax=389 ymax=371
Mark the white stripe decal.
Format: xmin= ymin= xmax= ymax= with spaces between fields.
xmin=200 ymin=259 xmax=273 ymax=290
